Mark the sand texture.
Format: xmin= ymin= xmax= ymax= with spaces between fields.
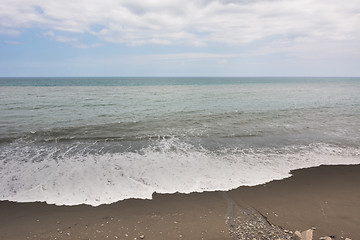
xmin=0 ymin=164 xmax=359 ymax=240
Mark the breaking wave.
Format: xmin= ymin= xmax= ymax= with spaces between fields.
xmin=1 ymin=138 xmax=359 ymax=206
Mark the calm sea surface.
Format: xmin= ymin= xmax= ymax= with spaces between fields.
xmin=0 ymin=77 xmax=359 ymax=206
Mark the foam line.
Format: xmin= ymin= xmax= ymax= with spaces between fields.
xmin=0 ymin=139 xmax=359 ymax=206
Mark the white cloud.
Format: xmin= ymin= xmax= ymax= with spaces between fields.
xmin=131 ymin=53 xmax=239 ymax=63
xmin=73 ymin=42 xmax=101 ymax=49
xmin=43 ymin=30 xmax=100 ymax=48
xmin=44 ymin=31 xmax=78 ymax=43
xmin=4 ymin=40 xmax=23 ymax=45
xmin=0 ymin=0 xmax=359 ymax=55
xmin=0 ymin=27 xmax=21 ymax=36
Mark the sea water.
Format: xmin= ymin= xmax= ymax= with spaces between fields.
xmin=0 ymin=77 xmax=359 ymax=206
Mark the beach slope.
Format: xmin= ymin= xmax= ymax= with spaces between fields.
xmin=0 ymin=164 xmax=359 ymax=240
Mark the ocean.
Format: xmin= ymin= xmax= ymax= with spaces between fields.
xmin=0 ymin=77 xmax=359 ymax=206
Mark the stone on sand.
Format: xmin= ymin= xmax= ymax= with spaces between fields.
xmin=293 ymin=229 xmax=313 ymax=240
xmin=319 ymin=237 xmax=332 ymax=240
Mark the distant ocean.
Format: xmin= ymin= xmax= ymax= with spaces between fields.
xmin=0 ymin=77 xmax=359 ymax=206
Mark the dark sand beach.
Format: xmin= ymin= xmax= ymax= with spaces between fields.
xmin=1 ymin=164 xmax=359 ymax=240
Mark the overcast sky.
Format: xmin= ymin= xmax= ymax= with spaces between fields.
xmin=1 ymin=0 xmax=359 ymax=77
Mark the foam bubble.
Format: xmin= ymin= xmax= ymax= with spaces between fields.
xmin=0 ymin=139 xmax=359 ymax=206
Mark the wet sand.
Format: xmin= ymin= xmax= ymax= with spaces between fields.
xmin=0 ymin=164 xmax=359 ymax=240
xmin=229 ymin=164 xmax=360 ymax=239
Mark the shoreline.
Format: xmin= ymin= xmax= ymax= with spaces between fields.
xmin=1 ymin=164 xmax=359 ymax=239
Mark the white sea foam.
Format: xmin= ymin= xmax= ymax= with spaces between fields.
xmin=0 ymin=139 xmax=359 ymax=206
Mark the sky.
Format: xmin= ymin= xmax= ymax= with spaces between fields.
xmin=0 ymin=0 xmax=359 ymax=77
